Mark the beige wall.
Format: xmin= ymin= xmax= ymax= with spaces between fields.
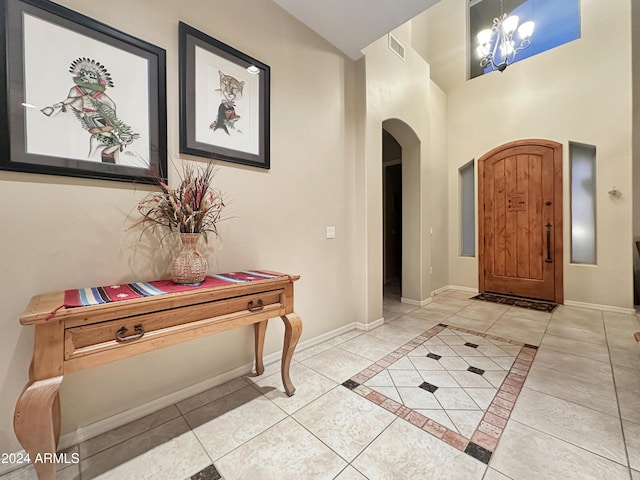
xmin=360 ymin=24 xmax=449 ymax=314
xmin=361 ymin=30 xmax=431 ymax=318
xmin=0 ymin=0 xmax=360 ymax=454
xmin=417 ymin=0 xmax=634 ymax=309
xmin=429 ymin=81 xmax=450 ymax=292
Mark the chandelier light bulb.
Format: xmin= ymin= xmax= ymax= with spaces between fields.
xmin=502 ymin=15 xmax=519 ymax=35
xmin=477 ymin=29 xmax=493 ymax=45
xmin=518 ymin=21 xmax=535 ymax=40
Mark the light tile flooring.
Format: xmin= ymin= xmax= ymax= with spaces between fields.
xmin=4 ymin=289 xmax=640 ymax=480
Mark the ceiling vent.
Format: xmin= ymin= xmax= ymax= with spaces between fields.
xmin=388 ymin=34 xmax=405 ymax=61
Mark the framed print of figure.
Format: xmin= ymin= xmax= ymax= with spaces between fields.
xmin=0 ymin=0 xmax=167 ymax=183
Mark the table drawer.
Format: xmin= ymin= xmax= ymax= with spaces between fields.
xmin=64 ymin=289 xmax=283 ymax=360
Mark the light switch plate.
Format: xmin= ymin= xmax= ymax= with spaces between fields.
xmin=326 ymin=226 xmax=336 ymax=239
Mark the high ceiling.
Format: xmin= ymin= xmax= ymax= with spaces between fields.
xmin=272 ymin=0 xmax=442 ymax=60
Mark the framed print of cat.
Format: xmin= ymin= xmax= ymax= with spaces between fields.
xmin=0 ymin=0 xmax=167 ymax=184
xmin=179 ymin=22 xmax=270 ymax=169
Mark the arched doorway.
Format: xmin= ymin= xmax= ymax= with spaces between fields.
xmin=381 ymin=119 xmax=424 ymax=306
xmin=382 ymin=129 xmax=402 ymax=300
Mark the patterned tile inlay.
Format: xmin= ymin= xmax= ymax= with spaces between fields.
xmin=467 ymin=366 xmax=485 ymax=376
xmin=419 ymin=382 xmax=439 ymax=393
xmin=342 ymin=379 xmax=360 ymax=390
xmin=191 ymin=464 xmax=222 ymax=480
xmin=465 ymin=442 xmax=493 ymax=464
xmin=343 ymin=323 xmax=537 ymax=463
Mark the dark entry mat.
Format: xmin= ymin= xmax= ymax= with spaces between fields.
xmin=472 ymin=292 xmax=557 ymax=313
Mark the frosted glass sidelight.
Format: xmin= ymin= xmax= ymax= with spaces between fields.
xmin=570 ymin=142 xmax=596 ymax=264
xmin=460 ymin=161 xmax=475 ymax=257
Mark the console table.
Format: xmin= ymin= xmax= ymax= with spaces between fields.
xmin=14 ymin=272 xmax=301 ymax=480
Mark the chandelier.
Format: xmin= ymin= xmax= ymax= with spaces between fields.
xmin=475 ymin=0 xmax=535 ymax=72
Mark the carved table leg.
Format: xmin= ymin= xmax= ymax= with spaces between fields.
xmin=254 ymin=320 xmax=268 ymax=375
xmin=14 ymin=376 xmax=63 ymax=480
xmin=280 ymin=313 xmax=302 ymax=396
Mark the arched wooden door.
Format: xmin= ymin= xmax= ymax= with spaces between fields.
xmin=478 ymin=139 xmax=563 ymax=303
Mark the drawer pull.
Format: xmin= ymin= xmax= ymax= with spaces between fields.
xmin=116 ymin=324 xmax=145 ymax=343
xmin=247 ymin=299 xmax=264 ymax=312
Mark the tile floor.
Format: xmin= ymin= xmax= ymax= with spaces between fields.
xmin=4 ymin=289 xmax=640 ymax=480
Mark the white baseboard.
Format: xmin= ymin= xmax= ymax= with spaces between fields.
xmin=430 ymin=285 xmax=449 ymax=296
xmin=401 ymin=297 xmax=432 ymax=307
xmin=356 ymin=317 xmax=385 ymax=331
xmin=563 ymin=300 xmax=636 ymax=315
xmin=449 ymin=285 xmax=479 ymax=293
xmin=40 ymin=323 xmax=361 ymax=454
xmin=287 ymin=323 xmax=357 ymax=354
xmin=431 ymin=285 xmax=478 ymax=296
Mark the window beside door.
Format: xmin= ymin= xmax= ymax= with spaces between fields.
xmin=570 ymin=141 xmax=597 ymax=265
xmin=460 ymin=160 xmax=475 ymax=257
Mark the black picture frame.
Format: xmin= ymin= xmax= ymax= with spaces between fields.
xmin=179 ymin=22 xmax=270 ymax=169
xmin=0 ymin=0 xmax=167 ymax=184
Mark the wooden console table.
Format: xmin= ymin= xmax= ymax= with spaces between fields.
xmin=14 ymin=272 xmax=301 ymax=480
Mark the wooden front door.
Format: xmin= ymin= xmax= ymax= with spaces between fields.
xmin=478 ymin=140 xmax=563 ymax=303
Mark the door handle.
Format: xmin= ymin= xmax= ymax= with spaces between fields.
xmin=545 ymin=223 xmax=553 ymax=263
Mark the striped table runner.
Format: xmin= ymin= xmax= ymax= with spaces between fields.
xmin=64 ymin=271 xmax=286 ymax=307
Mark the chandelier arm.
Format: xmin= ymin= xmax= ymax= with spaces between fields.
xmin=499 ymin=23 xmax=512 ymax=69
xmin=513 ymin=38 xmax=531 ymax=54
xmin=486 ymin=23 xmax=502 ymax=70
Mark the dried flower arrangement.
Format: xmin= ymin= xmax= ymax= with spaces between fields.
xmin=131 ymin=161 xmax=225 ymax=239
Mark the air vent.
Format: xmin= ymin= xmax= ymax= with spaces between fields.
xmin=388 ymin=34 xmax=405 ymax=61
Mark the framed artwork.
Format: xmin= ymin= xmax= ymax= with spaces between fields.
xmin=179 ymin=22 xmax=270 ymax=169
xmin=0 ymin=0 xmax=167 ymax=183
